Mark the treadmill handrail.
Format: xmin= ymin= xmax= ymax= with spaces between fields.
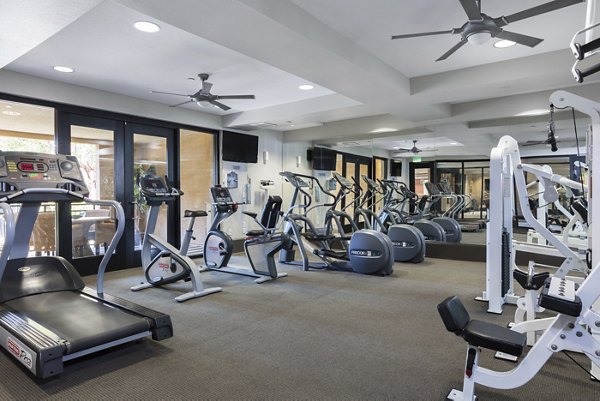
xmin=0 ymin=187 xmax=86 ymax=203
xmin=0 ymin=187 xmax=124 ymax=296
xmin=0 ymin=203 xmax=15 ymax=283
xmin=87 ymin=198 xmax=125 ymax=296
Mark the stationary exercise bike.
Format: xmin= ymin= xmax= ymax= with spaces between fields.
xmin=131 ymin=174 xmax=222 ymax=302
xmin=201 ymin=185 xmax=288 ymax=283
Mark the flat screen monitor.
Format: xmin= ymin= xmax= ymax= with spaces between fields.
xmin=390 ymin=160 xmax=402 ymax=176
xmin=312 ymin=147 xmax=337 ymax=171
xmin=222 ymin=131 xmax=258 ymax=163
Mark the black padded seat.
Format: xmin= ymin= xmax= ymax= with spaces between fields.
xmin=463 ymin=320 xmax=526 ymax=356
xmin=5 ymin=291 xmax=152 ymax=354
xmin=184 ymin=209 xmax=207 ymax=218
xmin=572 ymin=199 xmax=588 ymax=225
xmin=438 ymin=296 xmax=526 ymax=357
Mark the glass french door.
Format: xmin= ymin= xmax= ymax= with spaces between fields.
xmin=409 ymin=162 xmax=434 ymax=215
xmin=58 ymin=114 xmax=177 ymax=274
xmin=125 ymin=123 xmax=177 ymax=268
xmin=57 ymin=113 xmax=125 ymax=275
xmin=339 ymin=153 xmax=371 ymax=229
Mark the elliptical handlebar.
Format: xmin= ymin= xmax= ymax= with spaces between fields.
xmin=362 ymin=175 xmax=385 ymax=195
xmin=279 ymin=171 xmax=336 ymax=214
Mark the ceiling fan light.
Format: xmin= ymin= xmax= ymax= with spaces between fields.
xmin=467 ymin=31 xmax=491 ymax=45
xmin=494 ymin=39 xmax=516 ymax=48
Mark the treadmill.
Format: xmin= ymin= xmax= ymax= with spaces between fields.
xmin=0 ymin=151 xmax=173 ymax=379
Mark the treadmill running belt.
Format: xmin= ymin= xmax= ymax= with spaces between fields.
xmin=5 ymin=291 xmax=152 ymax=354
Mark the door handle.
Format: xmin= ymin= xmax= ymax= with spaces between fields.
xmin=127 ymin=201 xmax=138 ymax=220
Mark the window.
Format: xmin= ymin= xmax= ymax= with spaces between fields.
xmin=0 ymin=100 xmax=56 ymax=256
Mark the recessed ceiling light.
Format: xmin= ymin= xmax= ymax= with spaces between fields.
xmin=494 ymin=40 xmax=516 ymax=48
xmin=370 ymin=128 xmax=397 ymax=133
xmin=4 ymin=105 xmax=12 ymax=108
xmin=53 ymin=66 xmax=74 ymax=73
xmin=299 ymin=84 xmax=314 ymax=90
xmin=134 ymin=21 xmax=160 ymax=33
xmin=515 ymin=109 xmax=549 ymax=117
xmin=450 ymin=142 xmax=458 ymax=145
xmin=2 ymin=110 xmax=21 ymax=116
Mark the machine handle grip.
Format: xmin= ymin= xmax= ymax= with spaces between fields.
xmin=574 ymin=62 xmax=600 ymax=83
xmin=575 ymin=37 xmax=600 ymax=60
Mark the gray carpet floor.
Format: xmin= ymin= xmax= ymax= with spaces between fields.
xmin=0 ymin=256 xmax=598 ymax=400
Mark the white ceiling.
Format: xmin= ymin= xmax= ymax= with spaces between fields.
xmin=1 ymin=0 xmax=599 ymax=159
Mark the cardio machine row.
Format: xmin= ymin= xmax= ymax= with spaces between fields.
xmin=0 ymin=151 xmax=297 ymax=379
xmin=276 ymin=170 xmax=462 ymax=269
xmin=132 ymin=173 xmax=288 ymax=302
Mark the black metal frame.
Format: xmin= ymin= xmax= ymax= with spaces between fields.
xmin=0 ymin=92 xmax=219 ymax=275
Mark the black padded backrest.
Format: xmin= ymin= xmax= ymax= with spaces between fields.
xmin=572 ymin=199 xmax=588 ymax=225
xmin=260 ymin=196 xmax=283 ymax=229
xmin=437 ymin=296 xmax=470 ymax=334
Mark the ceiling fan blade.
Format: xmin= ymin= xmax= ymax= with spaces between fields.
xmin=201 ymin=81 xmax=213 ymax=94
xmin=169 ymin=100 xmax=193 ymax=107
xmin=216 ymin=95 xmax=256 ymax=100
xmin=150 ymin=90 xmax=189 ymax=97
xmin=498 ymin=0 xmax=584 ymax=26
xmin=391 ymin=29 xmax=455 ymax=39
xmin=208 ymin=100 xmax=231 ymax=111
xmin=495 ymin=30 xmax=543 ymax=47
xmin=436 ymin=39 xmax=467 ymax=61
xmin=459 ymin=0 xmax=483 ymax=20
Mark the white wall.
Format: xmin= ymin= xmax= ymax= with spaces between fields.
xmin=218 ymin=129 xmax=284 ymax=239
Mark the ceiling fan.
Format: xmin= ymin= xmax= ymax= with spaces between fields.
xmin=521 ymin=136 xmax=576 ymax=147
xmin=150 ymin=73 xmax=255 ymax=111
xmin=390 ymin=0 xmax=585 ymax=61
xmin=394 ymin=140 xmax=437 ymax=154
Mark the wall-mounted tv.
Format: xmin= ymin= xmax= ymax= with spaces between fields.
xmin=390 ymin=160 xmax=402 ymax=176
xmin=312 ymin=147 xmax=337 ymax=170
xmin=222 ymin=131 xmax=258 ymax=163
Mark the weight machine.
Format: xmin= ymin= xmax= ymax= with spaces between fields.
xmin=477 ymin=135 xmax=588 ymax=314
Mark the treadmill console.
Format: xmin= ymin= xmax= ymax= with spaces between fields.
xmin=0 ymin=151 xmax=88 ymax=199
xmin=211 ymin=186 xmax=234 ymax=204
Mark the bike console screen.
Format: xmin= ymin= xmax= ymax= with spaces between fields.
xmin=140 ymin=174 xmax=169 ymax=196
xmin=211 ymin=186 xmax=233 ymax=203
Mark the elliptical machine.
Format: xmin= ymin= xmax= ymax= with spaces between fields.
xmin=354 ymin=175 xmax=425 ymax=263
xmin=279 ymin=171 xmax=394 ymax=276
xmin=201 ymin=185 xmax=287 ymax=283
xmin=131 ymin=174 xmax=222 ymax=302
xmin=375 ymin=179 xmax=448 ymax=243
